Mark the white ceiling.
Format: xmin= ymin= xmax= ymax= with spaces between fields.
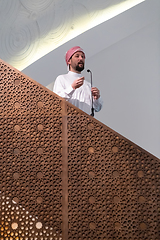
xmin=0 ymin=0 xmax=144 ymax=70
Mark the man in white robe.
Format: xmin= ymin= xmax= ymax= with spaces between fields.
xmin=53 ymin=46 xmax=103 ymax=115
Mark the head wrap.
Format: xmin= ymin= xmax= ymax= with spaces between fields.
xmin=65 ymin=46 xmax=85 ymax=65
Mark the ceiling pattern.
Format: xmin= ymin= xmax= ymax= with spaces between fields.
xmin=0 ymin=0 xmax=144 ymax=70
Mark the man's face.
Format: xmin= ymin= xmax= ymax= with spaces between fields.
xmin=68 ymin=51 xmax=85 ymax=73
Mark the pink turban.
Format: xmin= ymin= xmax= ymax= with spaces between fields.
xmin=65 ymin=46 xmax=85 ymax=65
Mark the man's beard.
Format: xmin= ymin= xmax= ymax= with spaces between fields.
xmin=76 ymin=62 xmax=84 ymax=72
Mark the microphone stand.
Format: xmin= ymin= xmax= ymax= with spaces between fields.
xmin=87 ymin=69 xmax=94 ymax=117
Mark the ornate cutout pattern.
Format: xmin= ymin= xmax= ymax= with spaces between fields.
xmin=67 ymin=107 xmax=160 ymax=239
xmin=0 ymin=60 xmax=63 ymax=239
xmin=0 ymin=59 xmax=160 ymax=239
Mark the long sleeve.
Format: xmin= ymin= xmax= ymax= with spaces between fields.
xmin=53 ymin=75 xmax=75 ymax=100
xmin=93 ymin=97 xmax=103 ymax=112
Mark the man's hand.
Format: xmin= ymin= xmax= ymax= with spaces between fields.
xmin=71 ymin=77 xmax=84 ymax=89
xmin=91 ymin=87 xmax=100 ymax=100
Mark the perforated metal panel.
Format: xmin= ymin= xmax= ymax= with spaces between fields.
xmin=66 ymin=109 xmax=160 ymax=239
xmin=0 ymin=59 xmax=160 ymax=239
xmin=0 ymin=60 xmax=63 ymax=239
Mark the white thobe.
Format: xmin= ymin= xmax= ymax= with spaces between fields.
xmin=53 ymin=71 xmax=103 ymax=115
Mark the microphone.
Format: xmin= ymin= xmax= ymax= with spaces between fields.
xmin=87 ymin=69 xmax=94 ymax=117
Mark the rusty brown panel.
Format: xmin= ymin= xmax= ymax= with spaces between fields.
xmin=61 ymin=100 xmax=68 ymax=240
xmin=0 ymin=59 xmax=160 ymax=239
xmin=66 ymin=105 xmax=160 ymax=239
xmin=0 ymin=60 xmax=63 ymax=239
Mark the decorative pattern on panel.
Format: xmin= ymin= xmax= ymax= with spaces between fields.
xmin=0 ymin=60 xmax=62 ymax=239
xmin=67 ymin=105 xmax=160 ymax=239
xmin=0 ymin=59 xmax=160 ymax=239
